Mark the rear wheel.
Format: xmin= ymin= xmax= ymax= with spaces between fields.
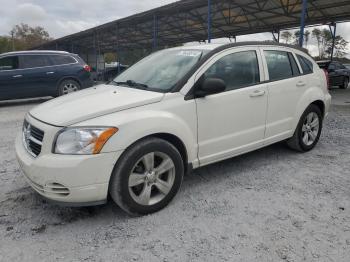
xmin=287 ymin=104 xmax=323 ymax=152
xmin=58 ymin=79 xmax=81 ymax=96
xmin=340 ymin=77 xmax=349 ymax=89
xmin=109 ymin=137 xmax=184 ymax=215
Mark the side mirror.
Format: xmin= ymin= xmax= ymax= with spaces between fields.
xmin=195 ymin=78 xmax=226 ymax=98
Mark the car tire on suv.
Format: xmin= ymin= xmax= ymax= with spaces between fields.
xmin=287 ymin=104 xmax=323 ymax=152
xmin=58 ymin=79 xmax=81 ymax=96
xmin=109 ymin=137 xmax=184 ymax=215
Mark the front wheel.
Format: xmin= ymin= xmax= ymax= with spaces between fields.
xmin=287 ymin=104 xmax=323 ymax=152
xmin=109 ymin=137 xmax=184 ymax=215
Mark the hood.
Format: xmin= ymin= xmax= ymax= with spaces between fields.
xmin=29 ymin=85 xmax=164 ymax=126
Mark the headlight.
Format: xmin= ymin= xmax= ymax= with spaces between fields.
xmin=54 ymin=127 xmax=118 ymax=155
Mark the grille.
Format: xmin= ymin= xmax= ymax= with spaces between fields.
xmin=23 ymin=120 xmax=45 ymax=157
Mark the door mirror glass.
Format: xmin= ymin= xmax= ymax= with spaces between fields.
xmin=195 ymin=78 xmax=226 ymax=97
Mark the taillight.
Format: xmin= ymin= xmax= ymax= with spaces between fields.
xmin=83 ymin=65 xmax=91 ymax=72
xmin=323 ymin=69 xmax=330 ymax=90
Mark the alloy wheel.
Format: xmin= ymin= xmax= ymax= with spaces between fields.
xmin=128 ymin=152 xmax=175 ymax=206
xmin=62 ymin=83 xmax=79 ymax=94
xmin=301 ymin=112 xmax=320 ymax=146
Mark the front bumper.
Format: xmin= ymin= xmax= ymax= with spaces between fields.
xmin=15 ymin=125 xmax=122 ymax=205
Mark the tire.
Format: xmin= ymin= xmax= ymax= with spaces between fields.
xmin=109 ymin=137 xmax=184 ymax=216
xmin=339 ymin=77 xmax=349 ymax=89
xmin=58 ymin=79 xmax=81 ymax=96
xmin=287 ymin=104 xmax=323 ymax=152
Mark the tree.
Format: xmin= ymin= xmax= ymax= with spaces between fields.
xmin=304 ymin=30 xmax=310 ymax=47
xmin=311 ymin=28 xmax=348 ymax=59
xmin=280 ymin=31 xmax=292 ymax=44
xmin=294 ymin=30 xmax=300 ymax=45
xmin=0 ymin=36 xmax=11 ymax=53
xmin=9 ymin=23 xmax=52 ymax=50
xmin=312 ymin=28 xmax=322 ymax=57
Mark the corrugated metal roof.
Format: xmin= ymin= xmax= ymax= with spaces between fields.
xmin=34 ymin=0 xmax=350 ymax=53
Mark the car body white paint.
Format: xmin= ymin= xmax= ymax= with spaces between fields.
xmin=16 ymin=43 xmax=331 ymax=205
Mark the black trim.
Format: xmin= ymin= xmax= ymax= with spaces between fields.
xmin=172 ymin=41 xmax=310 ymax=95
xmin=40 ymin=195 xmax=107 ymax=207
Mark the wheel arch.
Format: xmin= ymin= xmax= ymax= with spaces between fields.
xmin=310 ymin=100 xmax=325 ymax=118
xmin=116 ymin=132 xmax=190 ymax=175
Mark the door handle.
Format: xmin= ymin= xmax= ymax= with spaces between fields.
xmin=249 ymin=90 xmax=265 ymax=97
xmin=12 ymin=75 xmax=23 ymax=78
xmin=296 ymin=81 xmax=306 ymax=87
xmin=46 ymin=71 xmax=55 ymax=75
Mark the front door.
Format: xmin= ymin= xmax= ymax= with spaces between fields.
xmin=194 ymin=48 xmax=268 ymax=166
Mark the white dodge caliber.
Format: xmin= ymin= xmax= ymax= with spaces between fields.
xmin=16 ymin=42 xmax=331 ymax=215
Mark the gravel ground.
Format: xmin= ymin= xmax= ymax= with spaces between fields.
xmin=0 ymin=90 xmax=349 ymax=262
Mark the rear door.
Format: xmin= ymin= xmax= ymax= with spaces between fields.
xmin=0 ymin=55 xmax=22 ymax=100
xmin=261 ymin=47 xmax=304 ymax=143
xmin=19 ymin=54 xmax=53 ymax=97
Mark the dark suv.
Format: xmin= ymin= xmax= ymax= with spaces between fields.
xmin=0 ymin=51 xmax=93 ymax=101
xmin=317 ymin=60 xmax=350 ymax=89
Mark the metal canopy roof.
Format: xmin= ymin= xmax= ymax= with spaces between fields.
xmin=36 ymin=0 xmax=350 ymax=53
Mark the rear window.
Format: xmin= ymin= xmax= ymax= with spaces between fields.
xmin=264 ymin=51 xmax=293 ymax=81
xmin=50 ymin=55 xmax=76 ymax=65
xmin=20 ymin=55 xmax=51 ymax=69
xmin=0 ymin=56 xmax=19 ymax=71
xmin=297 ymin=55 xmax=313 ymax=74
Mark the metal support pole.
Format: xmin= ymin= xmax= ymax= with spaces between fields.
xmin=329 ymin=23 xmax=337 ymax=61
xmin=153 ymin=14 xmax=158 ymax=51
xmin=299 ymin=0 xmax=307 ymax=47
xmin=207 ymin=0 xmax=212 ymax=43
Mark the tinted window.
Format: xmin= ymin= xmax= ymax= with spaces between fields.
xmin=203 ymin=51 xmax=260 ymax=91
xmin=328 ymin=63 xmax=336 ymax=70
xmin=20 ymin=55 xmax=51 ymax=69
xmin=296 ymin=55 xmax=313 ymax=74
xmin=50 ymin=55 xmax=76 ymax=65
xmin=264 ymin=51 xmax=293 ymax=81
xmin=288 ymin=53 xmax=300 ymax=76
xmin=0 ymin=56 xmax=19 ymax=71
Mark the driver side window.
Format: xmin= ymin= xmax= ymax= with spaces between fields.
xmin=203 ymin=51 xmax=260 ymax=91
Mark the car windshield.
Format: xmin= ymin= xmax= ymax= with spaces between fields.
xmin=110 ymin=49 xmax=205 ymax=92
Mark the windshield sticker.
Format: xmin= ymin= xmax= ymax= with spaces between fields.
xmin=176 ymin=50 xmax=202 ymax=57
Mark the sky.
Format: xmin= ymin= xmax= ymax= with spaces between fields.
xmin=0 ymin=0 xmax=349 ymax=57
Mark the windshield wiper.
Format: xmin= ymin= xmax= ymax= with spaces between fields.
xmin=112 ymin=80 xmax=148 ymax=89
